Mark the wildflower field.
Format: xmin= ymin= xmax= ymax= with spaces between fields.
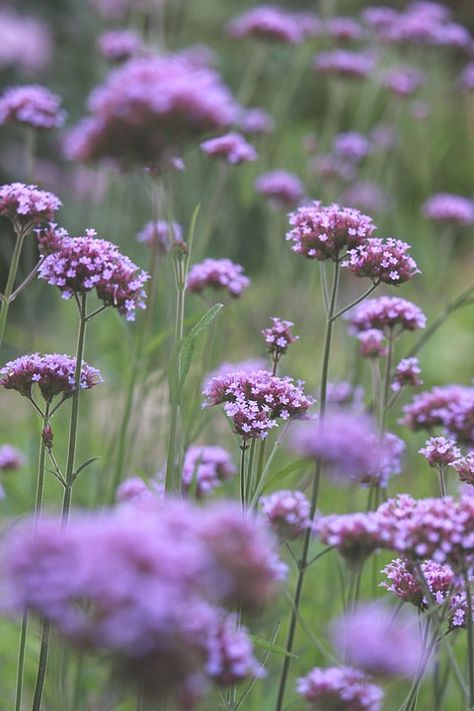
xmin=1 ymin=1 xmax=474 ymax=709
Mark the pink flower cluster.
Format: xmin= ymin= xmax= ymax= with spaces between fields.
xmin=450 ymin=453 xmax=474 ymax=486
xmin=316 ymin=512 xmax=382 ymax=567
xmin=358 ymin=329 xmax=388 ymax=358
xmin=383 ymin=66 xmax=424 ymax=96
xmin=419 ymin=436 xmax=461 ymax=468
xmin=422 ymin=193 xmax=474 ymax=226
xmin=333 ymin=132 xmax=371 ymax=163
xmin=0 ymin=445 xmax=26 ymax=472
xmin=342 ymin=238 xmax=420 ymax=285
xmin=0 ymin=183 xmax=61 ymax=228
xmin=402 ymin=384 xmax=474 ymax=444
xmin=0 ymin=353 xmax=102 ymax=402
xmin=136 ymin=220 xmax=183 ymax=254
xmin=255 ymin=171 xmax=304 ymax=207
xmin=313 ymin=50 xmax=376 ymax=79
xmin=200 ymin=132 xmax=257 ymax=165
xmin=286 ymin=202 xmax=375 ymax=261
xmin=297 ymin=666 xmax=384 ymax=711
xmin=238 ymin=107 xmax=274 ymax=135
xmin=98 ymin=30 xmax=143 ymax=62
xmin=392 ymin=357 xmax=422 ymax=391
xmin=187 ymin=258 xmax=250 ymax=298
xmin=38 ymin=230 xmax=150 ymax=321
xmin=381 ymin=557 xmax=454 ymax=609
xmin=0 ymin=85 xmax=65 ymax=130
xmin=262 ymin=317 xmax=298 ymax=358
xmin=0 ymin=8 xmax=52 ymax=73
xmin=182 ymin=445 xmax=237 ymax=498
xmin=260 ymin=489 xmax=311 ymax=540
xmin=326 ymin=16 xmax=365 ymax=42
xmin=35 ymin=223 xmax=69 ymax=256
xmin=203 ymin=369 xmax=312 ymax=440
xmin=348 ymin=296 xmax=426 ymax=334
xmin=227 ymin=6 xmax=304 ymax=44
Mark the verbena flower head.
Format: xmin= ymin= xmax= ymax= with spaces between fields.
xmin=35 ymin=222 xmax=69 ymax=256
xmin=182 ymin=446 xmax=237 ymax=498
xmin=255 ymin=171 xmax=304 ymax=208
xmin=262 ymin=317 xmax=298 ymax=358
xmin=381 ymin=557 xmax=454 ymax=609
xmin=342 ymin=238 xmax=420 ymax=285
xmin=331 ymin=602 xmax=426 ymax=679
xmin=0 ymin=9 xmax=52 ymax=74
xmin=286 ymin=202 xmax=375 ymax=261
xmin=326 ymin=16 xmax=365 ymax=42
xmin=313 ymin=50 xmax=375 ymax=79
xmin=38 ymin=230 xmax=150 ymax=321
xmin=422 ymin=193 xmax=474 ymax=226
xmin=260 ymin=490 xmax=311 ymax=540
xmin=65 ymin=55 xmax=239 ymax=168
xmin=401 ymin=384 xmax=474 ymax=433
xmin=203 ymin=359 xmax=267 ymax=389
xmin=333 ymin=132 xmax=371 ymax=163
xmin=450 ymin=452 xmax=474 ymax=486
xmin=297 ymin=666 xmax=384 ymax=711
xmin=362 ymin=432 xmax=406 ymax=488
xmin=357 ymin=329 xmax=388 ymax=358
xmin=98 ymin=30 xmax=142 ymax=62
xmin=383 ymin=66 xmax=424 ymax=96
xmin=342 ymin=182 xmax=392 ymax=214
xmin=392 ymin=357 xmax=422 ymax=391
xmin=326 ymin=381 xmax=364 ymax=408
xmin=0 ymin=183 xmax=61 ymax=228
xmin=136 ymin=220 xmax=183 ymax=254
xmin=200 ymin=132 xmax=257 ymax=165
xmin=206 ymin=615 xmax=263 ymax=686
xmin=348 ymin=296 xmax=426 ymax=334
xmin=187 ymin=259 xmax=249 ymax=298
xmin=0 ymin=353 xmax=102 ymax=402
xmin=227 ymin=6 xmax=303 ymax=44
xmin=419 ymin=436 xmax=461 ymax=467
xmin=315 ymin=512 xmax=381 ymax=568
xmin=437 ymin=390 xmax=474 ymax=446
xmin=0 ymin=85 xmax=65 ymax=130
xmin=0 ymin=445 xmax=26 ymax=472
xmin=203 ymin=370 xmax=312 ymax=440
xmin=238 ymin=107 xmax=274 ymax=135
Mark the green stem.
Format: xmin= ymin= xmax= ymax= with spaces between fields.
xmin=330 ymin=281 xmax=379 ymax=322
xmin=0 ymin=226 xmax=26 ymax=353
xmin=239 ymin=442 xmax=248 ymax=510
xmin=31 ymin=620 xmax=50 ymax=711
xmin=275 ymin=261 xmax=340 ymax=711
xmin=463 ymin=567 xmax=474 ymax=710
xmin=15 ymin=612 xmax=28 ymax=711
xmin=438 ymin=467 xmax=447 ymax=497
xmin=380 ymin=333 xmax=394 ymax=434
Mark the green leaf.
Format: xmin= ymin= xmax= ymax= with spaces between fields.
xmin=185 ymin=203 xmax=201 ymax=267
xmin=73 ymin=456 xmax=100 ymax=481
xmin=262 ymin=458 xmax=308 ymax=493
xmin=179 ymin=303 xmax=223 ymax=386
xmin=248 ymin=635 xmax=298 ymax=659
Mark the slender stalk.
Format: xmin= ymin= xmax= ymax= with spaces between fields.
xmin=239 ymin=442 xmax=248 ymax=510
xmin=330 ymin=281 xmax=379 ymax=322
xmin=380 ymin=333 xmax=394 ymax=434
xmin=438 ymin=467 xmax=447 ymax=497
xmin=275 ymin=261 xmax=340 ymax=711
xmin=463 ymin=567 xmax=474 ymax=710
xmin=31 ymin=620 xmax=50 ymax=711
xmin=15 ymin=613 xmax=28 ymax=711
xmin=34 ymin=404 xmax=51 ymax=517
xmin=0 ymin=226 xmax=26 ymax=352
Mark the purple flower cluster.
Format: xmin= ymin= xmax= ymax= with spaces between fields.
xmin=38 ymin=230 xmax=150 ymax=320
xmin=286 ymin=202 xmax=375 ymax=261
xmin=260 ymin=489 xmax=311 ymax=539
xmin=342 ymin=238 xmax=420 ymax=285
xmin=326 ymin=16 xmax=365 ymax=42
xmin=227 ymin=6 xmax=303 ymax=44
xmin=4 ymin=501 xmax=283 ymax=701
xmin=0 ymin=9 xmax=52 ymax=73
xmin=419 ymin=436 xmax=461 ymax=468
xmin=333 ymin=132 xmax=371 ymax=163
xmin=358 ymin=329 xmax=388 ymax=358
xmin=450 ymin=453 xmax=474 ymax=486
xmin=392 ymin=357 xmax=422 ymax=391
xmin=348 ymin=296 xmax=426 ymax=334
xmin=262 ymin=317 xmax=298 ymax=358
xmin=187 ymin=258 xmax=250 ymax=298
xmin=402 ymin=384 xmax=474 ymax=444
xmin=203 ymin=359 xmax=267 ymax=389
xmin=65 ymin=55 xmax=238 ymax=167
xmin=0 ymin=445 xmax=26 ymax=472
xmin=182 ymin=445 xmax=237 ymax=498
xmin=98 ymin=30 xmax=143 ymax=62
xmin=35 ymin=222 xmax=69 ymax=256
xmin=0 ymin=353 xmax=102 ymax=402
xmin=136 ymin=220 xmax=183 ymax=254
xmin=0 ymin=183 xmax=61 ymax=228
xmin=255 ymin=171 xmax=304 ymax=207
xmin=342 ymin=182 xmax=392 ymax=214
xmin=326 ymin=381 xmax=364 ymax=408
xmin=203 ymin=369 xmax=312 ymax=440
xmin=0 ymin=85 xmax=65 ymax=130
xmin=381 ymin=557 xmax=454 ymax=609
xmin=238 ymin=107 xmax=274 ymax=135
xmin=313 ymin=50 xmax=375 ymax=79
xmin=297 ymin=666 xmax=384 ymax=711
xmin=383 ymin=66 xmax=424 ymax=97
xmin=200 ymin=132 xmax=257 ymax=165
xmin=315 ymin=512 xmax=382 ymax=567
xmin=422 ymin=193 xmax=474 ymax=226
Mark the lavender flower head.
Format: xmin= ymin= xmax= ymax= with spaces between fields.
xmin=392 ymin=357 xmax=422 ymax=391
xmin=358 ymin=329 xmax=388 ymax=358
xmin=0 ymin=85 xmax=65 ymax=130
xmin=35 ymin=223 xmax=69 ymax=256
xmin=333 ymin=132 xmax=371 ymax=163
xmin=0 ymin=445 xmax=26 ymax=472
xmin=187 ymin=259 xmax=249 ymax=298
xmin=286 ymin=202 xmax=375 ymax=261
xmin=325 ymin=16 xmax=366 ymax=42
xmin=326 ymin=381 xmax=364 ymax=408
xmin=98 ymin=30 xmax=143 ymax=62
xmin=255 ymin=171 xmax=304 ymax=208
xmin=297 ymin=666 xmax=384 ymax=711
xmin=348 ymin=296 xmax=426 ymax=335
xmin=383 ymin=66 xmax=424 ymax=97
xmin=422 ymin=193 xmax=474 ymax=226
xmin=262 ymin=317 xmax=298 ymax=359
xmin=38 ymin=229 xmax=150 ymax=321
xmin=0 ymin=183 xmax=61 ymax=228
xmin=381 ymin=557 xmax=454 ymax=609
xmin=200 ymin=133 xmax=257 ymax=165
xmin=206 ymin=615 xmax=263 ymax=685
xmin=0 ymin=353 xmax=102 ymax=402
xmin=182 ymin=445 xmax=237 ymax=498
xmin=203 ymin=370 xmax=312 ymax=440
xmin=313 ymin=50 xmax=376 ymax=79
xmin=315 ymin=512 xmax=381 ymax=568
xmin=450 ymin=452 xmax=474 ymax=486
xmin=331 ymin=602 xmax=427 ymax=679
xmin=401 ymin=384 xmax=474 ymax=432
xmin=419 ymin=436 xmax=461 ymax=468
xmin=227 ymin=6 xmax=303 ymax=44
xmin=260 ymin=490 xmax=311 ymax=540
xmin=116 ymin=477 xmax=160 ymax=508
xmin=238 ymin=107 xmax=274 ymax=135
xmin=136 ymin=220 xmax=183 ymax=254
xmin=342 ymin=238 xmax=420 ymax=285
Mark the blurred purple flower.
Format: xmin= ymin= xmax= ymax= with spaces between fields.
xmin=333 ymin=132 xmax=371 ymax=162
xmin=187 ymin=258 xmax=249 ymax=298
xmin=200 ymin=133 xmax=257 ymax=165
xmin=0 ymin=85 xmax=65 ymax=130
xmin=297 ymin=666 xmax=384 ymax=711
xmin=260 ymin=489 xmax=311 ymax=540
xmin=98 ymin=30 xmax=143 ymax=62
xmin=0 ymin=445 xmax=26 ymax=472
xmin=392 ymin=357 xmax=422 ymax=391
xmin=227 ymin=6 xmax=303 ymax=44
xmin=313 ymin=50 xmax=375 ymax=79
xmin=255 ymin=171 xmax=304 ymax=207
xmin=182 ymin=446 xmax=237 ymax=498
xmin=422 ymin=193 xmax=474 ymax=226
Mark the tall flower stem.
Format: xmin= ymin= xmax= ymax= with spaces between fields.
xmin=275 ymin=260 xmax=340 ymax=711
xmin=239 ymin=441 xmax=249 ymax=510
xmin=463 ymin=567 xmax=474 ymax=710
xmin=380 ymin=332 xmax=394 ymax=434
xmin=0 ymin=225 xmax=27 ymax=353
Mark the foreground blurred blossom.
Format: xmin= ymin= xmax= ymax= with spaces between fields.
xmin=358 ymin=329 xmax=388 ymax=358
xmin=0 ymin=9 xmax=52 ymax=73
xmin=381 ymin=557 xmax=454 ymax=609
xmin=0 ymin=445 xmax=26 ymax=472
xmin=422 ymin=193 xmax=474 ymax=226
xmin=450 ymin=453 xmax=474 ymax=486
xmin=98 ymin=30 xmax=143 ymax=62
xmin=331 ymin=602 xmax=427 ymax=679
xmin=38 ymin=230 xmax=150 ymax=321
xmin=238 ymin=107 xmax=274 ymax=135
xmin=0 ymin=85 xmax=66 ymax=130
xmin=260 ymin=489 xmax=311 ymax=540
xmin=348 ymin=296 xmax=426 ymax=334
xmin=383 ymin=66 xmax=424 ymax=97
xmin=342 ymin=182 xmax=392 ymax=214
xmin=3 ymin=501 xmax=281 ymax=702
xmin=65 ymin=55 xmax=239 ymax=168
xmin=0 ymin=353 xmax=102 ymax=402
xmin=203 ymin=370 xmax=312 ymax=440
xmin=182 ymin=446 xmax=237 ymax=498
xmin=333 ymin=132 xmax=371 ymax=163
xmin=0 ymin=183 xmax=61 ymax=228
xmin=313 ymin=50 xmax=376 ymax=79
xmin=419 ymin=436 xmax=461 ymax=468
xmin=286 ymin=202 xmax=375 ymax=261
xmin=136 ymin=220 xmax=183 ymax=254
xmin=227 ymin=6 xmax=303 ymax=44
xmin=187 ymin=258 xmax=249 ymax=298
xmin=200 ymin=132 xmax=257 ymax=165
xmin=297 ymin=666 xmax=383 ymax=711
xmin=392 ymin=357 xmax=422 ymax=391
xmin=255 ymin=171 xmax=304 ymax=207
xmin=342 ymin=238 xmax=420 ymax=285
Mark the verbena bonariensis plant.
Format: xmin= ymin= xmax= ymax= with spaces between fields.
xmin=2 ymin=2 xmax=474 ymax=710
